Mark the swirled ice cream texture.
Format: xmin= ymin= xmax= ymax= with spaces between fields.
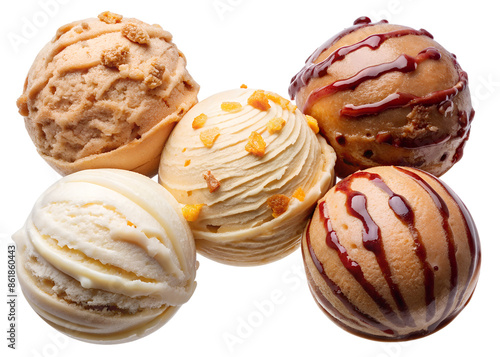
xmin=16 ymin=11 xmax=199 ymax=176
xmin=159 ymin=88 xmax=336 ymax=265
xmin=13 ymin=169 xmax=197 ymax=343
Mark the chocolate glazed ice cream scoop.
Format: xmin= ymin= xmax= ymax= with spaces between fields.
xmin=290 ymin=17 xmax=473 ymax=178
xmin=302 ymin=166 xmax=480 ymax=341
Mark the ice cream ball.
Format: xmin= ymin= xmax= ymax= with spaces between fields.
xmin=16 ymin=11 xmax=199 ymax=177
xmin=289 ymin=17 xmax=474 ymax=178
xmin=302 ymin=166 xmax=480 ymax=341
xmin=159 ymin=88 xmax=336 ymax=266
xmin=13 ymin=169 xmax=197 ymax=344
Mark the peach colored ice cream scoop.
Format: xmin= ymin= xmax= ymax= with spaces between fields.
xmin=302 ymin=166 xmax=480 ymax=341
xmin=289 ymin=17 xmax=473 ymax=178
xmin=16 ymin=11 xmax=199 ymax=177
xmin=13 ymin=169 xmax=197 ymax=344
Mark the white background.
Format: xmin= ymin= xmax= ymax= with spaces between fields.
xmin=1 ymin=0 xmax=498 ymax=356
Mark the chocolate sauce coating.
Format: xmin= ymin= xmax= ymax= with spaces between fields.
xmin=303 ymin=48 xmax=443 ymax=114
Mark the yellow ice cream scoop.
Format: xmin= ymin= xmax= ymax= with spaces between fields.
xmin=159 ymin=88 xmax=336 ymax=266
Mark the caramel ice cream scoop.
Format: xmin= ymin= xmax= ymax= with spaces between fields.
xmin=159 ymin=88 xmax=336 ymax=266
xmin=17 ymin=11 xmax=199 ymax=176
xmin=289 ymin=17 xmax=473 ymax=178
xmin=13 ymin=169 xmax=197 ymax=343
xmin=302 ymin=166 xmax=480 ymax=340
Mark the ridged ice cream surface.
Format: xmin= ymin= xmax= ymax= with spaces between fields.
xmin=13 ymin=169 xmax=197 ymax=343
xmin=159 ymin=88 xmax=336 ymax=265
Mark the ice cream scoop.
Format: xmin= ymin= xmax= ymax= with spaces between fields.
xmin=13 ymin=169 xmax=197 ymax=344
xmin=302 ymin=166 xmax=480 ymax=341
xmin=289 ymin=17 xmax=473 ymax=178
xmin=159 ymin=88 xmax=336 ymax=266
xmin=16 ymin=11 xmax=199 ymax=177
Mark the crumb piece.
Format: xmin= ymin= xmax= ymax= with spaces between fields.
xmin=73 ymin=26 xmax=84 ymax=34
xmin=182 ymin=148 xmax=187 ymax=152
xmin=118 ymin=64 xmax=145 ymax=80
xmin=247 ymin=90 xmax=270 ymax=111
xmin=81 ymin=22 xmax=90 ymax=30
xmin=405 ymin=105 xmax=432 ymax=134
xmin=245 ymin=131 xmax=266 ymax=157
xmin=98 ymin=11 xmax=123 ymax=24
xmin=200 ymin=127 xmax=220 ymax=148
xmin=54 ymin=23 xmax=74 ymax=41
xmin=16 ymin=95 xmax=29 ymax=116
xmin=203 ymin=171 xmax=220 ymax=193
xmin=292 ymin=187 xmax=306 ymax=201
xmin=240 ymin=84 xmax=248 ymax=89
xmin=265 ymin=92 xmax=290 ymax=110
xmin=182 ymin=204 xmax=205 ymax=222
xmin=184 ymin=159 xmax=191 ymax=167
xmin=144 ymin=57 xmax=165 ymax=89
xmin=289 ymin=104 xmax=297 ymax=112
xmin=122 ymin=22 xmax=150 ymax=44
xmin=221 ymin=102 xmax=242 ymax=112
xmin=376 ymin=132 xmax=392 ymax=144
xmin=267 ymin=117 xmax=286 ymax=134
xmin=101 ymin=44 xmax=129 ymax=68
xmin=267 ymin=194 xmax=290 ymax=218
xmin=192 ymin=113 xmax=208 ymax=129
xmin=306 ymin=115 xmax=320 ymax=134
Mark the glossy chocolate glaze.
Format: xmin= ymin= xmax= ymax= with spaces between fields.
xmin=305 ymin=218 xmax=396 ymax=335
xmin=289 ymin=17 xmax=387 ymax=99
xmin=304 ymin=168 xmax=480 ymax=340
xmin=340 ymin=63 xmax=468 ymax=118
xmin=395 ymin=167 xmax=480 ymax=329
xmin=303 ymin=48 xmax=441 ymax=115
xmin=452 ymin=109 xmax=475 ymax=163
xmin=289 ymin=17 xmax=470 ymax=121
xmin=289 ymin=26 xmax=431 ymax=101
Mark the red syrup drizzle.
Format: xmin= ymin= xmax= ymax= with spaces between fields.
xmin=340 ymin=70 xmax=468 ymax=117
xmin=340 ymin=50 xmax=469 ymax=118
xmin=393 ymin=168 xmax=458 ymax=324
xmin=302 ymin=222 xmax=377 ymax=333
xmin=358 ymin=172 xmax=437 ymax=321
xmin=334 ymin=174 xmax=416 ymax=328
xmin=288 ymin=17 xmax=470 ymax=126
xmin=290 ymin=26 xmax=433 ymax=101
xmin=289 ymin=16 xmax=388 ymax=99
xmin=452 ymin=109 xmax=475 ymax=163
xmin=395 ymin=167 xmax=481 ymax=331
xmin=302 ymin=48 xmax=442 ymax=114
xmin=305 ymin=215 xmax=396 ymax=336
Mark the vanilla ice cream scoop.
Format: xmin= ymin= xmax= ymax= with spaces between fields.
xmin=303 ymin=166 xmax=480 ymax=340
xmin=159 ymin=88 xmax=336 ymax=266
xmin=13 ymin=169 xmax=197 ymax=344
xmin=16 ymin=11 xmax=199 ymax=177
